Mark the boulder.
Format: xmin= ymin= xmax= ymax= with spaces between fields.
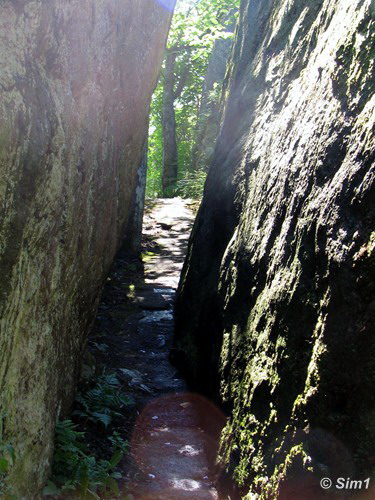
xmin=175 ymin=0 xmax=375 ymax=496
xmin=0 ymin=0 xmax=173 ymax=495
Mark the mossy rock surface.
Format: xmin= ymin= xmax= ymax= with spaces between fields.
xmin=0 ymin=0 xmax=172 ymax=495
xmin=175 ymin=0 xmax=375 ymax=497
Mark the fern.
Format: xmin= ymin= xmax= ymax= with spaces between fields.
xmin=45 ymin=372 xmax=132 ymax=497
xmin=73 ymin=373 xmax=131 ymax=428
xmin=45 ymin=420 xmax=128 ymax=498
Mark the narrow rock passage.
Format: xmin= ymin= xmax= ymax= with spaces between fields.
xmin=90 ymin=198 xmax=221 ymax=499
xmin=143 ymin=198 xmax=195 ymax=288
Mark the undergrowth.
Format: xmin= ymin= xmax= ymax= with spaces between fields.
xmin=73 ymin=372 xmax=131 ymax=429
xmin=176 ymin=168 xmax=207 ymax=199
xmin=44 ymin=372 xmax=133 ymax=499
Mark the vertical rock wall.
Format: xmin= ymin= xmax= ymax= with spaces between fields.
xmin=124 ymin=142 xmax=149 ymax=256
xmin=0 ymin=0 xmax=173 ymax=495
xmin=175 ymin=0 xmax=374 ymax=497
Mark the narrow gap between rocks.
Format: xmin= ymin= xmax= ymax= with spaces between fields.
xmin=84 ymin=198 xmax=223 ymax=499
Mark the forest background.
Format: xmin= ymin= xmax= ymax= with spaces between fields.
xmin=146 ymin=0 xmax=240 ymax=199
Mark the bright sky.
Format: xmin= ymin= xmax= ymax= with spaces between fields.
xmin=155 ymin=0 xmax=198 ymax=14
xmin=176 ymin=0 xmax=199 ymax=13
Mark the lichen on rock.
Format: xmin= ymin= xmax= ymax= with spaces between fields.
xmin=175 ymin=0 xmax=375 ymax=497
xmin=0 ymin=0 xmax=173 ymax=495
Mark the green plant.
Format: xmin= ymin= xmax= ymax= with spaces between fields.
xmin=176 ymin=168 xmax=207 ymax=199
xmin=146 ymin=0 xmax=239 ymax=198
xmin=73 ymin=373 xmax=131 ymax=428
xmin=108 ymin=431 xmax=129 ymax=456
xmin=45 ymin=371 xmax=132 ymax=497
xmin=44 ymin=420 xmax=127 ymax=498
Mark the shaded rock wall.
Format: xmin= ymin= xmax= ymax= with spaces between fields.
xmin=175 ymin=0 xmax=375 ymax=497
xmin=123 ymin=142 xmax=148 ymax=256
xmin=0 ymin=0 xmax=173 ymax=494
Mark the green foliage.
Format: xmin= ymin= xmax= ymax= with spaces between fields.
xmin=44 ymin=420 xmax=127 ymax=498
xmin=176 ymin=168 xmax=207 ymax=198
xmin=73 ymin=373 xmax=131 ymax=429
xmin=146 ymin=82 xmax=164 ymax=198
xmin=170 ymin=0 xmax=238 ymax=56
xmin=46 ymin=373 xmax=132 ymax=498
xmin=147 ymin=0 xmax=239 ymax=198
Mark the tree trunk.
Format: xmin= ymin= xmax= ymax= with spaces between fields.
xmin=162 ymin=50 xmax=178 ymax=196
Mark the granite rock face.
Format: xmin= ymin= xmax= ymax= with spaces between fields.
xmin=175 ymin=0 xmax=374 ymax=497
xmin=0 ymin=0 xmax=173 ymax=495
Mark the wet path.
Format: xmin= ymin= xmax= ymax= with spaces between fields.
xmin=91 ymin=198 xmax=222 ymax=499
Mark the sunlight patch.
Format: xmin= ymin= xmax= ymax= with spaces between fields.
xmin=178 ymin=444 xmax=202 ymax=456
xmin=171 ymin=478 xmax=201 ymax=491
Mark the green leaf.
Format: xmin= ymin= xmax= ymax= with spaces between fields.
xmin=42 ymin=480 xmax=62 ymax=495
xmin=106 ymin=477 xmax=120 ymax=496
xmin=84 ymin=489 xmax=100 ymax=500
xmin=61 ymin=481 xmax=76 ymax=491
xmin=91 ymin=413 xmax=112 ymax=428
xmin=110 ymin=471 xmax=123 ymax=480
xmin=0 ymin=457 xmax=9 ymax=474
xmin=109 ymin=449 xmax=123 ymax=468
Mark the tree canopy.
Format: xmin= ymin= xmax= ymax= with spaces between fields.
xmin=147 ymin=0 xmax=239 ymax=198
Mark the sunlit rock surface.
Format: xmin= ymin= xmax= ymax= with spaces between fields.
xmin=0 ymin=0 xmax=173 ymax=494
xmin=175 ymin=0 xmax=375 ymax=497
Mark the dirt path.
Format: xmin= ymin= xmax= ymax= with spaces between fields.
xmin=142 ymin=198 xmax=195 ymax=288
xmin=90 ymin=198 xmax=222 ymax=499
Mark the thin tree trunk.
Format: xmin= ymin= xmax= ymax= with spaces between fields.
xmin=162 ymin=50 xmax=178 ymax=196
